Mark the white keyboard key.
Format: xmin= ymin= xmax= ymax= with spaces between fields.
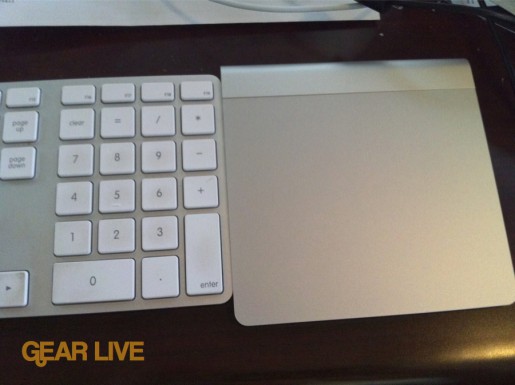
xmin=180 ymin=81 xmax=213 ymax=101
xmin=141 ymin=141 xmax=176 ymax=173
xmin=98 ymin=218 xmax=135 ymax=254
xmin=100 ymin=142 xmax=135 ymax=175
xmin=54 ymin=221 xmax=92 ymax=256
xmin=101 ymin=83 xmax=135 ymax=103
xmin=55 ymin=181 xmax=93 ymax=216
xmin=0 ymin=147 xmax=36 ymax=180
xmin=101 ymin=107 xmax=135 ymax=138
xmin=141 ymin=105 xmax=175 ymax=137
xmin=183 ymin=175 xmax=219 ymax=209
xmin=185 ymin=214 xmax=223 ymax=295
xmin=0 ymin=75 xmax=227 ymax=317
xmin=6 ymin=87 xmax=40 ymax=107
xmin=142 ymin=256 xmax=179 ymax=299
xmin=141 ymin=82 xmax=174 ymax=102
xmin=0 ymin=271 xmax=29 ymax=308
xmin=99 ymin=179 xmax=135 ymax=213
xmin=59 ymin=108 xmax=95 ymax=140
xmin=142 ymin=216 xmax=178 ymax=251
xmin=58 ymin=144 xmax=94 ymax=177
xmin=2 ymin=111 xmax=39 ymax=143
xmin=52 ymin=259 xmax=135 ymax=304
xmin=181 ymin=104 xmax=215 ymax=135
xmin=182 ymin=139 xmax=217 ymax=171
xmin=61 ymin=85 xmax=96 ymax=105
xmin=141 ymin=177 xmax=177 ymax=211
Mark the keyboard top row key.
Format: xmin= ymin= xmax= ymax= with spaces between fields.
xmin=141 ymin=82 xmax=175 ymax=102
xmin=62 ymin=85 xmax=96 ymax=105
xmin=59 ymin=80 xmax=214 ymax=107
xmin=6 ymin=87 xmax=40 ymax=108
xmin=101 ymin=83 xmax=136 ymax=104
xmin=181 ymin=81 xmax=213 ymax=101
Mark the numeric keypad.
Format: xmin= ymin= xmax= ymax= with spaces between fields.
xmin=0 ymin=75 xmax=231 ymax=318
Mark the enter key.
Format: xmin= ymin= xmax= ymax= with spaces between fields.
xmin=185 ymin=213 xmax=223 ymax=295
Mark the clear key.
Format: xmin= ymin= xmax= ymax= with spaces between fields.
xmin=60 ymin=108 xmax=95 ymax=140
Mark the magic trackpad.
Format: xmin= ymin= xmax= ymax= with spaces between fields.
xmin=221 ymin=60 xmax=515 ymax=326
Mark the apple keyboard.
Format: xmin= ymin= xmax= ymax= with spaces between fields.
xmin=0 ymin=75 xmax=232 ymax=318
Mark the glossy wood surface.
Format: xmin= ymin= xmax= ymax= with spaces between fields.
xmin=1 ymin=6 xmax=514 ymax=385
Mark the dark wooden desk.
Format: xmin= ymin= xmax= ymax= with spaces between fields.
xmin=1 ymin=6 xmax=515 ymax=385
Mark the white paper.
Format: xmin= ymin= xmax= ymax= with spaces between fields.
xmin=0 ymin=0 xmax=379 ymax=27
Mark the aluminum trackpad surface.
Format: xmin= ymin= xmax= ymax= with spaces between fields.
xmin=221 ymin=60 xmax=515 ymax=326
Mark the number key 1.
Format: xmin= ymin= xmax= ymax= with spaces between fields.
xmin=54 ymin=221 xmax=92 ymax=256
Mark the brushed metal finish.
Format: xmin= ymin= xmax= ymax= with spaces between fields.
xmin=222 ymin=60 xmax=515 ymax=326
